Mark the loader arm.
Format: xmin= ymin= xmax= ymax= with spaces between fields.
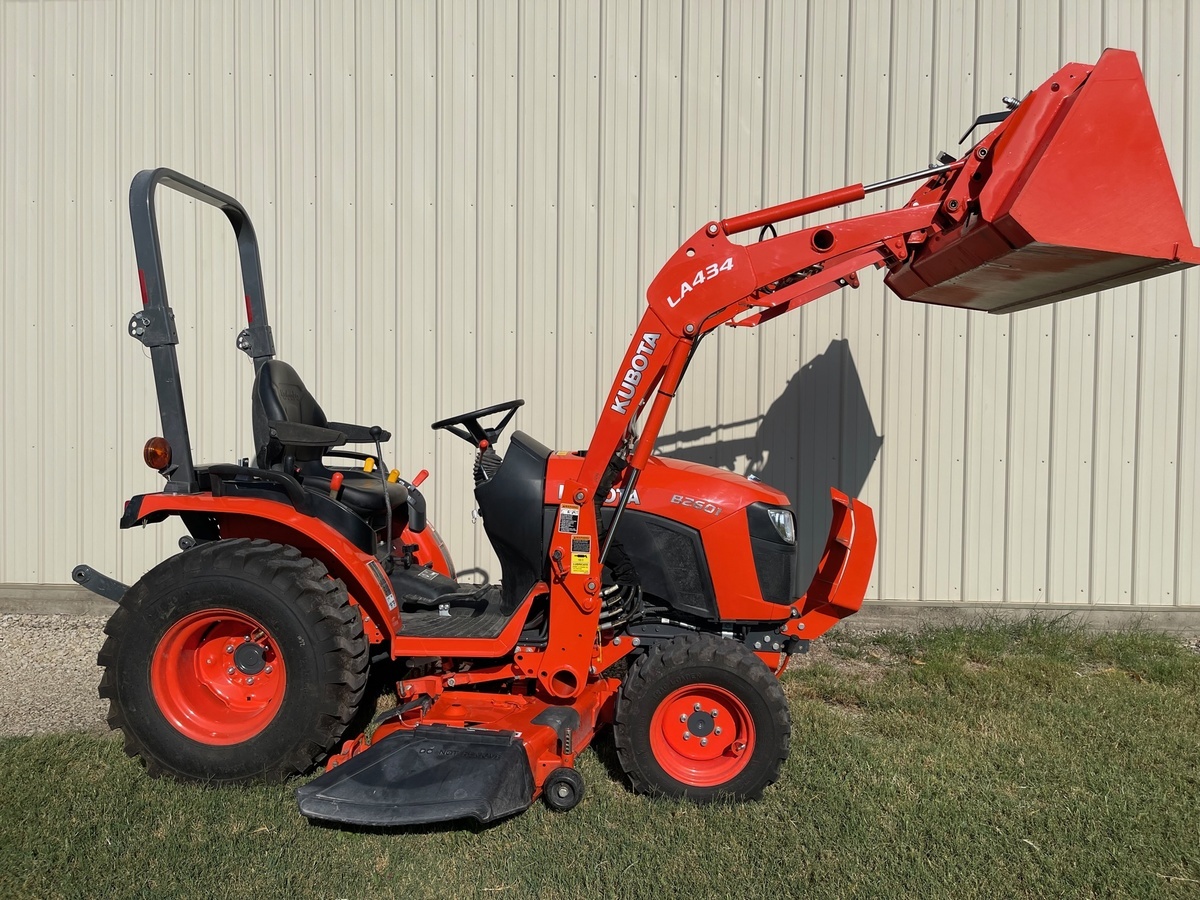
xmin=539 ymin=171 xmax=955 ymax=687
xmin=538 ymin=48 xmax=1200 ymax=694
xmin=572 ymin=168 xmax=968 ymax=501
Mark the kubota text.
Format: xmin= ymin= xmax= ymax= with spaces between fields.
xmin=610 ymin=332 xmax=660 ymax=415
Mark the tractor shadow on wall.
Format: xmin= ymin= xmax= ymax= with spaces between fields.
xmin=654 ymin=339 xmax=883 ymax=592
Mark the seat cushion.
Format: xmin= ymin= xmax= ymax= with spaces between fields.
xmin=302 ymin=472 xmax=408 ymax=517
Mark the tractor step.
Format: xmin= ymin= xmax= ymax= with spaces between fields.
xmin=295 ymin=724 xmax=534 ymax=826
xmin=391 ymin=568 xmax=518 ymax=640
xmin=396 ymin=603 xmax=511 ymax=639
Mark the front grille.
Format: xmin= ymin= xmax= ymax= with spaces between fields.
xmin=750 ymin=537 xmax=794 ymax=605
xmin=644 ymin=521 xmax=711 ymax=613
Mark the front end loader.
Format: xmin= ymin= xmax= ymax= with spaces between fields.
xmin=76 ymin=49 xmax=1196 ymax=825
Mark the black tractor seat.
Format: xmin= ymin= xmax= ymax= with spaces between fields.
xmin=251 ymin=359 xmax=408 ymax=528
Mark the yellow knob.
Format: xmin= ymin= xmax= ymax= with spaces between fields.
xmin=363 ymin=457 xmax=376 ymax=473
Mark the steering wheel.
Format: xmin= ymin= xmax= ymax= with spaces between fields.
xmin=431 ymin=399 xmax=525 ymax=447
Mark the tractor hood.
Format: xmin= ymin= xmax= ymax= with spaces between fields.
xmin=545 ymin=452 xmax=790 ymax=531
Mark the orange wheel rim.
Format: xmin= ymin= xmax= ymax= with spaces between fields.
xmin=648 ymin=683 xmax=755 ymax=787
xmin=150 ymin=609 xmax=286 ymax=745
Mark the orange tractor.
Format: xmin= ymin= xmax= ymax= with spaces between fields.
xmin=75 ymin=50 xmax=1197 ymax=825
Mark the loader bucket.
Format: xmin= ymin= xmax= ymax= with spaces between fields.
xmin=885 ymin=49 xmax=1200 ymax=313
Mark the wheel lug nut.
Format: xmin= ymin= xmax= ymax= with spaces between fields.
xmin=693 ymin=702 xmax=701 ymax=711
xmin=683 ymin=732 xmax=691 ymax=741
xmin=226 ymin=667 xmax=235 ymax=675
xmin=700 ymin=738 xmax=708 ymax=747
xmin=264 ymin=665 xmax=273 ymax=674
xmin=225 ymin=645 xmax=234 ymax=654
xmin=710 ymin=709 xmax=718 ymax=717
xmin=714 ymin=727 xmax=722 ymax=735
xmin=246 ymin=677 xmax=255 ymax=685
xmin=679 ymin=714 xmax=687 ymax=722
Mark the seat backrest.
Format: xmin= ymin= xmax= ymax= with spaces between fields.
xmin=251 ymin=360 xmax=329 ymax=467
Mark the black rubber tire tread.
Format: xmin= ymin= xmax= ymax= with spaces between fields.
xmin=612 ymin=632 xmax=791 ymax=802
xmin=543 ymin=766 xmax=586 ymax=812
xmin=97 ymin=539 xmax=368 ymax=785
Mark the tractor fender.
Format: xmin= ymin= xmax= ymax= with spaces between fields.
xmin=123 ymin=493 xmax=403 ymax=645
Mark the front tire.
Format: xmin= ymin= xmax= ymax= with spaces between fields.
xmin=613 ymin=633 xmax=790 ymax=801
xmin=98 ymin=539 xmax=369 ymax=784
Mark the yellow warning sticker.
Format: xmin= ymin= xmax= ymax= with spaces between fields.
xmin=570 ymin=536 xmax=592 ymax=575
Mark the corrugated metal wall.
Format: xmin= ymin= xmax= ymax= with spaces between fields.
xmin=2 ymin=0 xmax=1196 ymax=607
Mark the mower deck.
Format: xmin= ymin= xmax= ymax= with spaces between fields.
xmin=298 ymin=678 xmax=620 ymax=826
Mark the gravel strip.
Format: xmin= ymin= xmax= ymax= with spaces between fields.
xmin=0 ymin=614 xmax=111 ymax=738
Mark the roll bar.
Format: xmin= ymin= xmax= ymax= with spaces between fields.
xmin=126 ymin=168 xmax=276 ymax=493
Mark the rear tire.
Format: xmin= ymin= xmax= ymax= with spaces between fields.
xmin=98 ymin=539 xmax=369 ymax=784
xmin=613 ymin=633 xmax=790 ymax=801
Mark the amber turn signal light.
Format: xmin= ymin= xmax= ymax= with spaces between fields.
xmin=143 ymin=436 xmax=172 ymax=470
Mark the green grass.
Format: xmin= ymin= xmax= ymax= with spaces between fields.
xmin=2 ymin=620 xmax=1198 ymax=899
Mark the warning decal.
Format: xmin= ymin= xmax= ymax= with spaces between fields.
xmin=367 ymin=559 xmax=398 ymax=611
xmin=570 ymin=536 xmax=591 ymax=575
xmin=558 ymin=505 xmax=580 ymax=534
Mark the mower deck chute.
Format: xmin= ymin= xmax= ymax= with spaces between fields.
xmin=296 ymin=725 xmax=535 ymax=826
xmin=885 ymin=49 xmax=1200 ymax=312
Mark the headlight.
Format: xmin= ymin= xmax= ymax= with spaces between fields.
xmin=767 ymin=508 xmax=795 ymax=544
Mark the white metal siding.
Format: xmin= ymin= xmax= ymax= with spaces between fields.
xmin=1 ymin=0 xmax=1196 ymax=607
